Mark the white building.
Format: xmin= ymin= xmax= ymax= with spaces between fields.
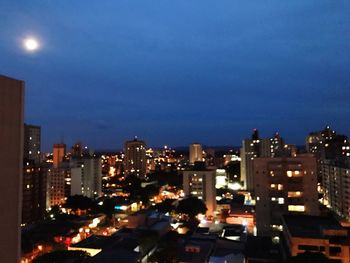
xmin=183 ymin=169 xmax=216 ymax=216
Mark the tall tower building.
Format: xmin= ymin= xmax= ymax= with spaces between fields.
xmin=240 ymin=129 xmax=272 ymax=191
xmin=24 ymin=124 xmax=41 ymax=163
xmin=183 ymin=169 xmax=216 ymax=216
xmin=189 ymin=143 xmax=203 ymax=164
xmin=0 ymin=75 xmax=24 ymax=263
xmin=253 ymin=154 xmax=319 ymax=236
xmin=22 ymin=123 xmax=46 ymax=223
xmin=53 ymin=143 xmax=66 ymax=168
xmin=22 ymin=160 xmax=47 ymax=224
xmin=70 ymin=150 xmax=102 ymax=198
xmin=124 ymin=138 xmax=147 ymax=177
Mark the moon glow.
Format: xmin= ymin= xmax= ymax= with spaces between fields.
xmin=24 ymin=38 xmax=39 ymax=51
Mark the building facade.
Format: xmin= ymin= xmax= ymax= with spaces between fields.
xmin=189 ymin=143 xmax=203 ymax=164
xmin=183 ymin=169 xmax=216 ymax=216
xmin=0 ymin=75 xmax=24 ymax=262
xmin=240 ymin=129 xmax=272 ymax=191
xmin=321 ymin=160 xmax=350 ymax=220
xmin=24 ymin=124 xmax=41 ymax=163
xmin=124 ymin=138 xmax=147 ymax=177
xmin=71 ymin=154 xmax=102 ymax=198
xmin=22 ymin=160 xmax=47 ymax=224
xmin=254 ymin=154 xmax=319 ymax=236
xmin=53 ymin=143 xmax=66 ymax=168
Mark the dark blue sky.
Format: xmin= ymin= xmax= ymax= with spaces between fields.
xmin=1 ymin=0 xmax=350 ymax=151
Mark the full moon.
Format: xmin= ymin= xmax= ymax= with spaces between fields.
xmin=24 ymin=38 xmax=39 ymax=51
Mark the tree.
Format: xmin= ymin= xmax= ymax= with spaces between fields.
xmin=33 ymin=250 xmax=90 ymax=263
xmin=100 ymin=197 xmax=116 ymax=220
xmin=176 ymin=196 xmax=207 ymax=219
xmin=155 ymin=199 xmax=176 ymax=213
xmin=64 ymin=195 xmax=96 ymax=213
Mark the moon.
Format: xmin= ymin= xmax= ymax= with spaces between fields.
xmin=23 ymin=38 xmax=39 ymax=51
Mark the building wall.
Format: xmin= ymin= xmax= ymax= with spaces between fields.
xmin=189 ymin=143 xmax=203 ymax=164
xmin=0 ymin=75 xmax=24 ymax=263
xmin=124 ymin=139 xmax=146 ymax=177
xmin=48 ymin=168 xmax=68 ymax=207
xmin=283 ymin=224 xmax=350 ymax=263
xmin=22 ymin=161 xmax=47 ymax=224
xmin=241 ymin=138 xmax=272 ymax=191
xmin=53 ymin=143 xmax=66 ymax=168
xmin=183 ymin=170 xmax=216 ymax=216
xmin=71 ymin=167 xmax=83 ymax=196
xmin=70 ymin=157 xmax=102 ymax=198
xmin=254 ymin=154 xmax=319 ymax=236
xmin=24 ymin=124 xmax=41 ymax=163
xmin=321 ymin=161 xmax=350 ymax=220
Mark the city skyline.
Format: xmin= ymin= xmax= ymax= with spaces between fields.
xmin=1 ymin=0 xmax=350 ymax=150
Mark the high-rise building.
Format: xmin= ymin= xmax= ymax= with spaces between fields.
xmin=22 ymin=160 xmax=47 ymax=224
xmin=71 ymin=142 xmax=83 ymax=158
xmin=189 ymin=143 xmax=203 ymax=164
xmin=124 ymin=138 xmax=147 ymax=177
xmin=24 ymin=124 xmax=41 ymax=163
xmin=306 ymin=126 xmax=350 ymax=160
xmin=53 ymin=143 xmax=66 ymax=168
xmin=183 ymin=168 xmax=216 ymax=216
xmin=253 ymin=154 xmax=319 ymax=236
xmin=240 ymin=129 xmax=272 ymax=191
xmin=320 ymin=160 xmax=350 ymax=220
xmin=22 ymin=123 xmax=46 ymax=223
xmin=0 ymin=75 xmax=24 ymax=263
xmin=47 ymin=166 xmax=70 ymax=207
xmin=270 ymin=132 xmax=284 ymax=157
xmin=70 ymin=150 xmax=102 ymax=198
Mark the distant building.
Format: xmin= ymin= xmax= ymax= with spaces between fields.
xmin=253 ymin=154 xmax=319 ymax=236
xmin=282 ymin=214 xmax=350 ymax=262
xmin=71 ymin=142 xmax=83 ymax=158
xmin=0 ymin=75 xmax=24 ymax=262
xmin=183 ymin=168 xmax=216 ymax=216
xmin=22 ymin=123 xmax=46 ymax=223
xmin=189 ymin=143 xmax=203 ymax=164
xmin=53 ymin=143 xmax=66 ymax=168
xmin=321 ymin=160 xmax=350 ymax=220
xmin=22 ymin=160 xmax=47 ymax=224
xmin=240 ymin=129 xmax=272 ymax=191
xmin=24 ymin=124 xmax=41 ymax=163
xmin=124 ymin=138 xmax=146 ymax=177
xmin=47 ymin=166 xmax=70 ymax=207
xmin=306 ymin=126 xmax=350 ymax=160
xmin=71 ymin=151 xmax=102 ymax=198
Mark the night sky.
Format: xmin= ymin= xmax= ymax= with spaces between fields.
xmin=1 ymin=0 xmax=350 ymax=151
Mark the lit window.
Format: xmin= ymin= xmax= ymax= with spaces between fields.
xmin=288 ymin=191 xmax=302 ymax=197
xmin=288 ymin=205 xmax=305 ymax=212
xmin=271 ymin=184 xmax=276 ymax=189
xmin=278 ymin=198 xmax=284 ymax=204
xmin=287 ymin=171 xmax=292 ymax=177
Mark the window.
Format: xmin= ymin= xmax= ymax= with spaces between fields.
xmin=298 ymin=245 xmax=319 ymax=251
xmin=288 ymin=191 xmax=302 ymax=198
xmin=288 ymin=205 xmax=305 ymax=212
xmin=329 ymin=246 xmax=341 ymax=256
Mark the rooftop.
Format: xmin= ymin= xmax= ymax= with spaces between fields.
xmin=283 ymin=214 xmax=346 ymax=239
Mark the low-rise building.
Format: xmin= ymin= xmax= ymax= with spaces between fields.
xmin=282 ymin=214 xmax=350 ymax=262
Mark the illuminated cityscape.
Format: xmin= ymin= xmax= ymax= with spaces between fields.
xmin=1 ymin=1 xmax=350 ymax=263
